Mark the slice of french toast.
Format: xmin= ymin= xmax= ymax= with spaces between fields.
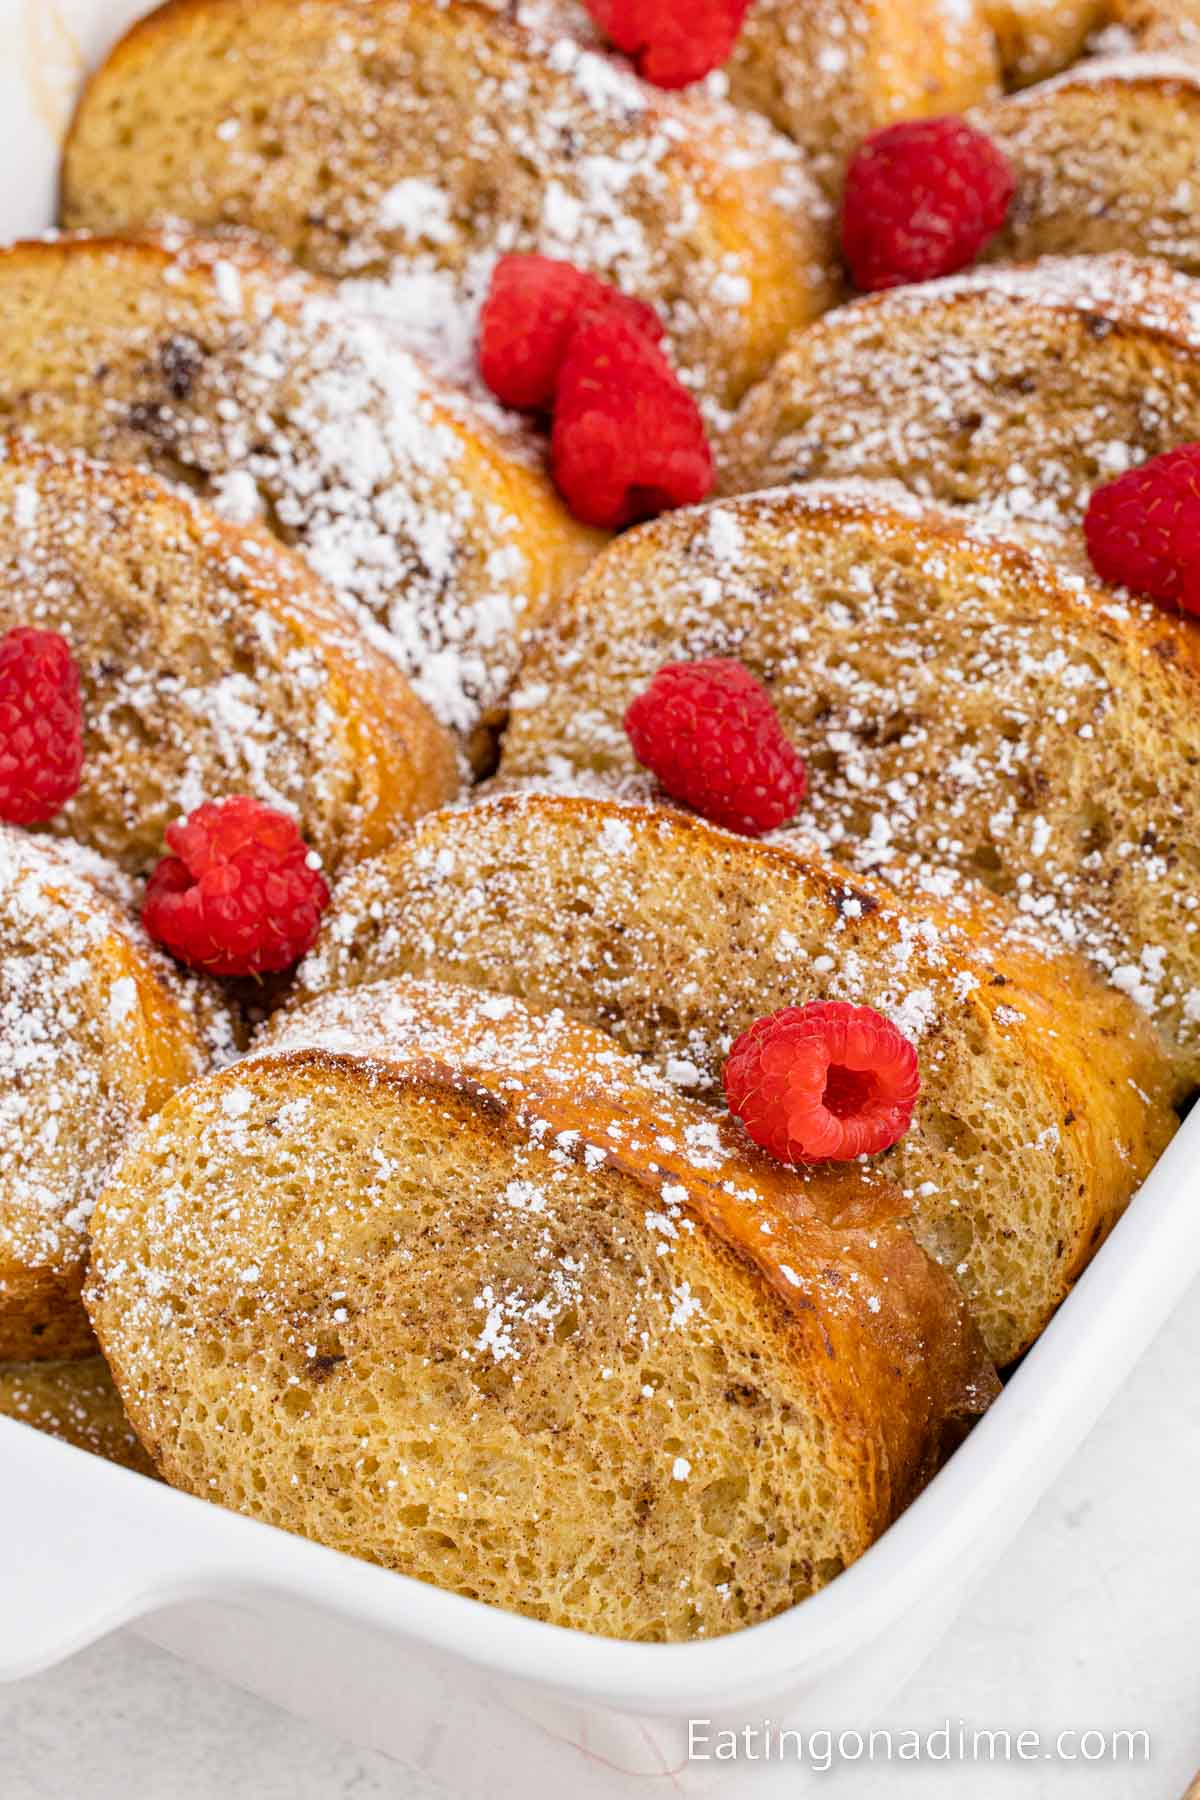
xmin=0 ymin=232 xmax=601 ymax=754
xmin=0 ymin=1357 xmax=158 ymax=1477
xmin=59 ymin=0 xmax=835 ymax=415
xmin=292 ymin=792 xmax=1178 ymax=1365
xmin=0 ymin=826 xmax=232 ymax=1362
xmin=976 ymin=55 xmax=1200 ymax=273
xmin=500 ymin=485 xmax=1200 ymax=1080
xmin=720 ymin=254 xmax=1200 ymax=555
xmin=0 ymin=439 xmax=457 ymax=876
xmin=86 ymin=973 xmax=996 ymax=1641
xmin=724 ymin=0 xmax=999 ymax=196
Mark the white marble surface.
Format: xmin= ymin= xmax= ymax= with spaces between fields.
xmin=2 ymin=1276 xmax=1199 ymax=1800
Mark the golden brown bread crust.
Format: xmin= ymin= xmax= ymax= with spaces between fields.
xmin=59 ymin=0 xmax=835 ymax=414
xmin=724 ymin=0 xmax=1000 ymax=195
xmin=0 ymin=828 xmax=230 ymax=1361
xmin=86 ymin=976 xmax=996 ymax=1639
xmin=981 ymin=0 xmax=1108 ymax=84
xmin=976 ymin=56 xmax=1200 ymax=273
xmin=0 ymin=231 xmax=601 ymax=751
xmin=720 ymin=255 xmax=1200 ymax=553
xmin=501 ymin=484 xmax=1200 ymax=1078
xmin=0 ymin=438 xmax=457 ymax=875
xmin=293 ymin=792 xmax=1178 ymax=1364
xmin=0 ymin=1357 xmax=158 ymax=1476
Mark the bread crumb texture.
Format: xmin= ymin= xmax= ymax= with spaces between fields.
xmin=87 ymin=974 xmax=995 ymax=1642
xmin=0 ymin=233 xmax=598 ymax=744
xmin=296 ymin=792 xmax=1177 ymax=1364
xmin=0 ymin=1357 xmax=158 ymax=1477
xmin=0 ymin=825 xmax=233 ymax=1361
xmin=60 ymin=0 xmax=835 ymax=419
xmin=502 ymin=484 xmax=1200 ymax=1082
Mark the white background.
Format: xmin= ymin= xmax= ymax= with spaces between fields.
xmin=2 ymin=1270 xmax=1198 ymax=1799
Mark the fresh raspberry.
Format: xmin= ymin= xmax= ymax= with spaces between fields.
xmin=143 ymin=796 xmax=329 ymax=977
xmin=0 ymin=627 xmax=84 ymax=825
xmin=479 ymin=254 xmax=663 ymax=411
xmin=1084 ymin=444 xmax=1200 ymax=609
xmin=841 ymin=117 xmax=1015 ymax=292
xmin=624 ymin=657 xmax=806 ymax=835
xmin=552 ymin=312 xmax=714 ymax=529
xmin=724 ymin=1002 xmax=921 ymax=1164
xmin=583 ymin=0 xmax=752 ymax=88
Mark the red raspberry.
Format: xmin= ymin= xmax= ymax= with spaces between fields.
xmin=479 ymin=254 xmax=663 ymax=411
xmin=724 ymin=1002 xmax=921 ymax=1164
xmin=841 ymin=117 xmax=1015 ymax=292
xmin=624 ymin=657 xmax=806 ymax=835
xmin=142 ymin=796 xmax=329 ymax=977
xmin=0 ymin=627 xmax=84 ymax=825
xmin=583 ymin=0 xmax=752 ymax=88
xmin=1084 ymin=444 xmax=1200 ymax=609
xmin=552 ymin=312 xmax=714 ymax=529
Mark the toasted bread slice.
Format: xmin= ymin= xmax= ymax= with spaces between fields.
xmin=0 ymin=233 xmax=600 ymax=751
xmin=501 ymin=485 xmax=1200 ymax=1079
xmin=0 ymin=827 xmax=232 ymax=1361
xmin=0 ymin=439 xmax=456 ymax=876
xmin=87 ymin=973 xmax=996 ymax=1640
xmin=981 ymin=0 xmax=1107 ymax=84
xmin=292 ymin=793 xmax=1177 ymax=1364
xmin=0 ymin=1357 xmax=157 ymax=1476
xmin=975 ymin=56 xmax=1200 ymax=273
xmin=725 ymin=0 xmax=999 ymax=195
xmin=721 ymin=254 xmax=1200 ymax=553
xmin=60 ymin=0 xmax=835 ymax=415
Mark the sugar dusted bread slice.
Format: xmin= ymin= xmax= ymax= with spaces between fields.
xmin=981 ymin=0 xmax=1107 ymax=84
xmin=293 ymin=793 xmax=1177 ymax=1365
xmin=721 ymin=255 xmax=1200 ymax=550
xmin=0 ymin=827 xmax=232 ymax=1362
xmin=0 ymin=439 xmax=456 ymax=877
xmin=0 ymin=1357 xmax=157 ymax=1476
xmin=974 ymin=56 xmax=1200 ymax=273
xmin=724 ymin=0 xmax=1000 ymax=195
xmin=86 ymin=973 xmax=996 ymax=1640
xmin=60 ymin=0 xmax=835 ymax=415
xmin=501 ymin=486 xmax=1200 ymax=1079
xmin=0 ymin=233 xmax=600 ymax=750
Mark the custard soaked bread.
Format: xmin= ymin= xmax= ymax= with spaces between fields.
xmin=0 ymin=1358 xmax=157 ymax=1477
xmin=87 ymin=975 xmax=996 ymax=1640
xmin=980 ymin=0 xmax=1107 ymax=85
xmin=974 ymin=56 xmax=1200 ymax=274
xmin=722 ymin=256 xmax=1200 ymax=550
xmin=501 ymin=487 xmax=1200 ymax=1079
xmin=0 ymin=827 xmax=230 ymax=1363
xmin=60 ymin=0 xmax=835 ymax=415
xmin=0 ymin=233 xmax=599 ymax=749
xmin=0 ymin=440 xmax=455 ymax=877
xmin=724 ymin=0 xmax=1000 ymax=195
xmin=293 ymin=793 xmax=1177 ymax=1365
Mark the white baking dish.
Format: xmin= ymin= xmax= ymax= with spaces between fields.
xmin=1 ymin=4 xmax=1199 ymax=1792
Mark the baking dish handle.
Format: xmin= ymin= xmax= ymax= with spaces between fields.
xmin=0 ymin=1423 xmax=218 ymax=1681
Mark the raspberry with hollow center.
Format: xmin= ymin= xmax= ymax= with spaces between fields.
xmin=1084 ymin=443 xmax=1200 ymax=610
xmin=723 ymin=1001 xmax=921 ymax=1164
xmin=479 ymin=254 xmax=664 ymax=412
xmin=142 ymin=796 xmax=330 ymax=977
xmin=0 ymin=626 xmax=85 ymax=825
xmin=624 ymin=656 xmax=806 ymax=836
xmin=552 ymin=312 xmax=714 ymax=530
xmin=582 ymin=0 xmax=752 ymax=88
xmin=841 ymin=116 xmax=1015 ymax=292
